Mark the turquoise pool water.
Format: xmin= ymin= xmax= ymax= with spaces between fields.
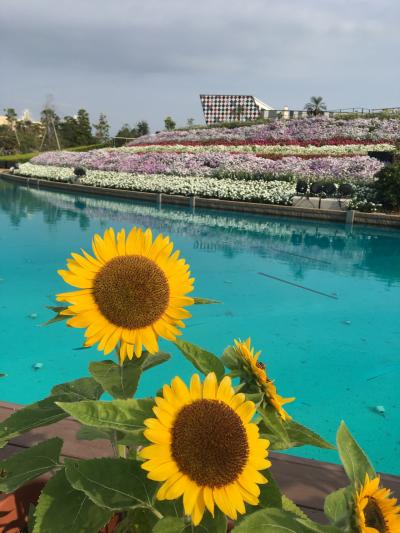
xmin=1 ymin=178 xmax=399 ymax=474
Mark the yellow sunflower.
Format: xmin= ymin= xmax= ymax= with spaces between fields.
xmin=57 ymin=227 xmax=194 ymax=361
xmin=354 ymin=473 xmax=400 ymax=533
xmin=140 ymin=372 xmax=271 ymax=525
xmin=233 ymin=338 xmax=295 ymax=421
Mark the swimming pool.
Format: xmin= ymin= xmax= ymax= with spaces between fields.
xmin=1 ymin=177 xmax=399 ymax=474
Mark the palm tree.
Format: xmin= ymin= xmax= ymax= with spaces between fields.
xmin=304 ymin=96 xmax=327 ymax=116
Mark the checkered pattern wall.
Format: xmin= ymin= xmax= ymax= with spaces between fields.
xmin=200 ymin=95 xmax=264 ymax=125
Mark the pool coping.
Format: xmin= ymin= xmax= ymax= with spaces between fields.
xmin=0 ymin=401 xmax=399 ymax=525
xmin=2 ymin=172 xmax=400 ymax=229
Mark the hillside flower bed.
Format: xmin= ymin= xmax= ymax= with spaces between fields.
xmin=129 ymin=117 xmax=400 ymax=144
xmin=122 ymin=142 xmax=395 ymax=157
xmin=17 ymin=163 xmax=297 ymax=204
xmin=29 ymin=152 xmax=384 ymax=183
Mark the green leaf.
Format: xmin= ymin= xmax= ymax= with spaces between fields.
xmin=33 ymin=469 xmax=112 ymax=533
xmin=89 ymin=360 xmax=142 ymax=399
xmin=65 ymin=458 xmax=157 ymax=511
xmin=152 ymin=517 xmax=185 ymax=532
xmin=115 ymin=508 xmax=158 ymax=532
xmin=193 ymin=509 xmax=227 ymax=532
xmin=232 ymin=507 xmax=318 ymax=532
xmin=0 ymin=377 xmax=103 ymax=447
xmin=193 ymin=297 xmax=221 ymax=305
xmin=141 ymin=351 xmax=171 ymax=371
xmin=0 ymin=438 xmax=62 ymax=493
xmin=174 ymin=339 xmax=225 ymax=379
xmin=41 ymin=305 xmax=69 ymax=326
xmin=0 ymin=397 xmax=68 ymax=448
xmin=286 ymin=420 xmax=335 ymax=450
xmin=324 ymin=487 xmax=353 ymax=529
xmin=282 ymin=495 xmax=309 ymax=520
xmin=76 ymin=426 xmax=114 ymax=441
xmin=51 ymin=376 xmax=103 ymax=401
xmin=258 ymin=405 xmax=291 ymax=450
xmin=220 ymin=346 xmax=241 ymax=372
xmin=56 ymin=398 xmax=155 ymax=433
xmin=336 ymin=421 xmax=375 ymax=486
xmin=256 ymin=470 xmax=282 ymax=510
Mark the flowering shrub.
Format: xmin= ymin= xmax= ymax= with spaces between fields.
xmin=17 ymin=163 xmax=297 ymax=204
xmin=122 ymin=143 xmax=395 ymax=157
xmin=129 ymin=117 xmax=400 ymax=144
xmin=30 ymin=152 xmax=384 ymax=184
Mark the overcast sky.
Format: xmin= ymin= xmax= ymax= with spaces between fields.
xmin=1 ymin=0 xmax=399 ymax=133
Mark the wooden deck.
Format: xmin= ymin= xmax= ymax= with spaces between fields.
xmin=1 ymin=401 xmax=399 ymax=524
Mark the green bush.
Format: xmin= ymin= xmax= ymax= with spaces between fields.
xmin=374 ymin=163 xmax=400 ymax=210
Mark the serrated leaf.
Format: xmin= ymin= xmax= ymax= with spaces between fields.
xmin=193 ymin=297 xmax=221 ymax=305
xmin=89 ymin=360 xmax=142 ymax=399
xmin=286 ymin=420 xmax=335 ymax=450
xmin=174 ymin=339 xmax=225 ymax=379
xmin=56 ymin=398 xmax=155 ymax=433
xmin=0 ymin=438 xmax=62 ymax=493
xmin=152 ymin=517 xmax=186 ymax=532
xmin=65 ymin=458 xmax=156 ymax=510
xmin=336 ymin=422 xmax=375 ymax=486
xmin=33 ymin=469 xmax=112 ymax=533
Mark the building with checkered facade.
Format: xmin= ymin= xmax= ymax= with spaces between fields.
xmin=199 ymin=94 xmax=275 ymax=125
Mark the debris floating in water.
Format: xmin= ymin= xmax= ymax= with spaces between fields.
xmin=33 ymin=362 xmax=43 ymax=370
xmin=0 ymin=278 xmax=4 ymax=282
xmin=28 ymin=313 xmax=38 ymax=319
xmin=258 ymin=272 xmax=338 ymax=300
xmin=342 ymin=320 xmax=351 ymax=325
xmin=375 ymin=405 xmax=386 ymax=416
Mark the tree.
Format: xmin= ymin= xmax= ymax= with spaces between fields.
xmin=164 ymin=116 xmax=176 ymax=131
xmin=59 ymin=116 xmax=80 ymax=148
xmin=114 ymin=123 xmax=132 ymax=147
xmin=304 ymin=96 xmax=327 ymax=116
xmin=40 ymin=106 xmax=61 ymax=150
xmin=4 ymin=108 xmax=18 ymax=123
xmin=93 ymin=113 xmax=110 ymax=144
xmin=135 ymin=120 xmax=149 ymax=137
xmin=76 ymin=109 xmax=93 ymax=145
xmin=186 ymin=118 xmax=195 ymax=127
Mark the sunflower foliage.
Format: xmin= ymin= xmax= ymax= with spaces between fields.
xmin=0 ymin=226 xmax=398 ymax=533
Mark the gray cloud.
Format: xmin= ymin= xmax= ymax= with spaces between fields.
xmin=1 ymin=0 xmax=399 ymax=131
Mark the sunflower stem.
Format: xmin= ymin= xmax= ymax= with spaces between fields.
xmin=117 ymin=443 xmax=127 ymax=458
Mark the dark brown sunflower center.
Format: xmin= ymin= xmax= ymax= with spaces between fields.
xmin=171 ymin=399 xmax=249 ymax=488
xmin=364 ymin=498 xmax=388 ymax=532
xmin=93 ymin=255 xmax=169 ymax=329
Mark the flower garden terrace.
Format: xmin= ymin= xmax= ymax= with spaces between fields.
xmin=11 ymin=116 xmax=400 ymax=213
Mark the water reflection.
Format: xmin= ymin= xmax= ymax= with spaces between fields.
xmin=1 ymin=178 xmax=400 ymax=284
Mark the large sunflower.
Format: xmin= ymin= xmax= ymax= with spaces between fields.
xmin=57 ymin=227 xmax=194 ymax=360
xmin=140 ymin=372 xmax=271 ymax=525
xmin=354 ymin=474 xmax=400 ymax=533
xmin=233 ymin=338 xmax=295 ymax=421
